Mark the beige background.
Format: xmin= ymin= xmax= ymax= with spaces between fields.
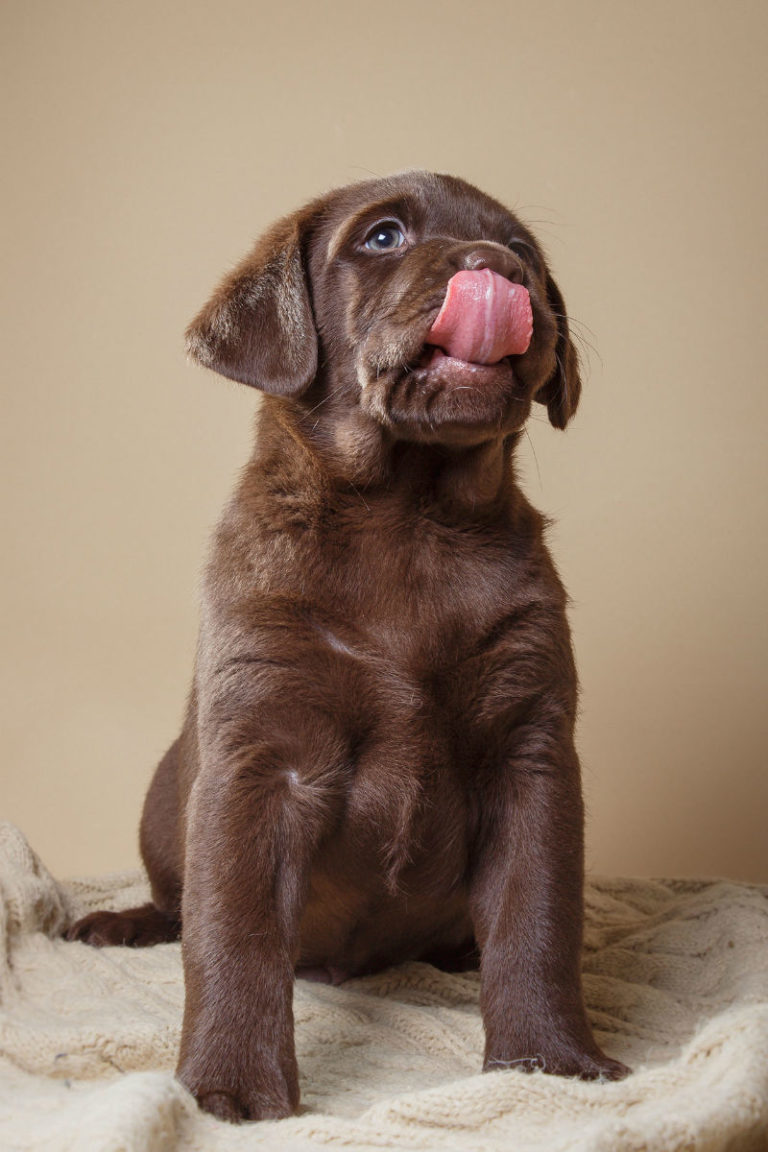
xmin=2 ymin=0 xmax=766 ymax=882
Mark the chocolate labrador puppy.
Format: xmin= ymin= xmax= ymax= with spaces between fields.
xmin=67 ymin=171 xmax=629 ymax=1121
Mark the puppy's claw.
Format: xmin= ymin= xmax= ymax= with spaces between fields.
xmin=196 ymin=1092 xmax=247 ymax=1124
xmin=593 ymin=1056 xmax=632 ymax=1082
xmin=193 ymin=1087 xmax=295 ymax=1124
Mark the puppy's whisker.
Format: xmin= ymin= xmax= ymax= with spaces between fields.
xmin=346 ymin=165 xmax=384 ymax=179
xmin=346 ymin=479 xmax=371 ymax=511
xmin=304 ymin=394 xmax=333 ymax=418
xmin=524 ymin=426 xmax=543 ymax=490
xmin=549 ymin=313 xmax=601 ymax=367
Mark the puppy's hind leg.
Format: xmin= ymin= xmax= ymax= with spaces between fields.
xmin=66 ymin=738 xmax=184 ymax=948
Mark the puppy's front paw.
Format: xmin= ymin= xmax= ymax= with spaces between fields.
xmin=194 ymin=1090 xmax=295 ymax=1123
xmin=178 ymin=1053 xmax=299 ymax=1124
xmin=186 ymin=1082 xmax=297 ymax=1124
xmin=579 ymin=1053 xmax=631 ymax=1082
xmin=484 ymin=1038 xmax=630 ymax=1082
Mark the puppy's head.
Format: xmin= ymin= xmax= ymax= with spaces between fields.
xmin=187 ymin=172 xmax=581 ymax=446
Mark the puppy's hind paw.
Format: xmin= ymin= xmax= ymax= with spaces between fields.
xmin=64 ymin=903 xmax=180 ymax=947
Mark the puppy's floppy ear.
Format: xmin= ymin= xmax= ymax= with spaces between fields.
xmin=185 ymin=211 xmax=317 ymax=395
xmin=534 ymin=274 xmax=582 ymax=429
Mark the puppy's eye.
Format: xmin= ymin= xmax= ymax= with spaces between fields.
xmin=363 ymin=223 xmax=407 ymax=252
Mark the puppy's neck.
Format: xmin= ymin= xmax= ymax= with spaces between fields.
xmin=390 ymin=437 xmax=514 ymax=515
xmin=268 ymin=399 xmax=521 ymax=518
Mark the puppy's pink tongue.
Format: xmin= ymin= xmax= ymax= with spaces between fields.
xmin=427 ymin=269 xmax=533 ymax=364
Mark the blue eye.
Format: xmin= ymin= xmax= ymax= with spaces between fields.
xmin=363 ymin=223 xmax=406 ymax=252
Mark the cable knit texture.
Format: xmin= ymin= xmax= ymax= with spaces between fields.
xmin=0 ymin=821 xmax=766 ymax=1151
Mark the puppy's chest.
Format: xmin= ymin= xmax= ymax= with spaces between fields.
xmin=311 ymin=510 xmax=513 ymax=657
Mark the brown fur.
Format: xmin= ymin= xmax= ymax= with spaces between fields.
xmin=67 ymin=171 xmax=629 ymax=1122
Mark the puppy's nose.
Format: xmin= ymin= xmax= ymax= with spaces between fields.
xmin=452 ymin=244 xmax=524 ymax=283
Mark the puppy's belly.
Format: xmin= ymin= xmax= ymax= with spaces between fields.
xmin=293 ymin=726 xmax=473 ymax=974
xmin=297 ymin=866 xmax=473 ymax=976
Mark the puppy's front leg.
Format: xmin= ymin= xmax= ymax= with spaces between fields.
xmin=470 ymin=723 xmax=629 ymax=1082
xmin=176 ymin=713 xmax=343 ymax=1123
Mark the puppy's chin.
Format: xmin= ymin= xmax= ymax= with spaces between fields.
xmin=360 ymin=347 xmax=531 ymax=446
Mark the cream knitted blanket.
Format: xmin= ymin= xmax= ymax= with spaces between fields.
xmin=0 ymin=821 xmax=766 ymax=1152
